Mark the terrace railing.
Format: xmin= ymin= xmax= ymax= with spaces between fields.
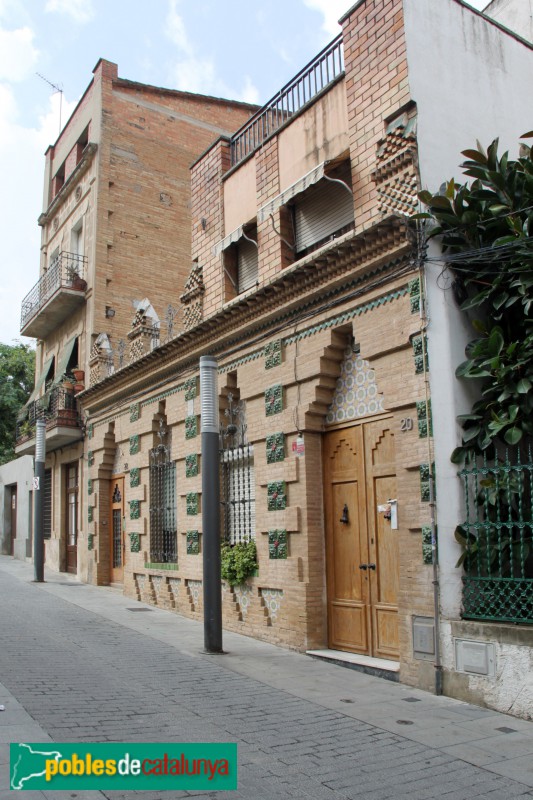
xmin=20 ymin=252 xmax=87 ymax=331
xmin=458 ymin=448 xmax=533 ymax=624
xmin=230 ymin=34 xmax=344 ymax=167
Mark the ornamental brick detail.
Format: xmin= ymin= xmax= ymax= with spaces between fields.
xmin=266 ymin=432 xmax=285 ymax=463
xmin=265 ymin=384 xmax=283 ymax=416
xmin=268 ymin=529 xmax=288 ymax=559
xmin=264 ymin=340 xmax=282 ymax=369
xmin=185 ymin=453 xmax=199 ymax=478
xmin=130 ymin=533 xmax=141 ymax=553
xmin=185 ymin=416 xmax=198 ymax=440
xmin=129 ymin=435 xmax=140 ymax=455
xmin=186 ymin=530 xmax=200 ymax=555
xmin=267 ymin=481 xmax=287 ymax=511
xmin=184 ymin=378 xmax=198 ymax=401
xmin=186 ymin=492 xmax=199 ymax=515
xmin=130 ymin=468 xmax=140 ymax=488
xmin=130 ymin=500 xmax=141 ymax=519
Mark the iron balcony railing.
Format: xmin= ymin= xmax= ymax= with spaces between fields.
xmin=16 ymin=386 xmax=81 ymax=441
xmin=458 ymin=448 xmax=533 ymax=624
xmin=230 ymin=34 xmax=344 ymax=167
xmin=20 ymin=251 xmax=87 ymax=331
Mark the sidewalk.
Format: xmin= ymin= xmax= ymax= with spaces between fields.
xmin=1 ymin=555 xmax=532 ymax=799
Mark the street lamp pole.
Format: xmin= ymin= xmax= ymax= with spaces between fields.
xmin=200 ymin=355 xmax=223 ymax=653
xmin=33 ymin=418 xmax=46 ymax=582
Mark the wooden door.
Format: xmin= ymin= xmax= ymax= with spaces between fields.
xmin=10 ymin=487 xmax=17 ymax=555
xmin=66 ymin=464 xmax=78 ymax=573
xmin=324 ymin=419 xmax=399 ymax=660
xmin=110 ymin=477 xmax=125 ymax=583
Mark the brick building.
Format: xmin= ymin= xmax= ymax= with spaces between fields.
xmin=17 ymin=1 xmax=533 ymax=716
xmin=15 ymin=58 xmax=256 ymax=573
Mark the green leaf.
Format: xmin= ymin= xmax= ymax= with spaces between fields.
xmin=517 ymin=378 xmax=532 ymax=394
xmin=461 ymin=149 xmax=488 ymax=164
xmin=504 ymin=426 xmax=523 ymax=445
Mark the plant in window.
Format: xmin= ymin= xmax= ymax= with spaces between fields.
xmin=221 ymin=539 xmax=258 ymax=587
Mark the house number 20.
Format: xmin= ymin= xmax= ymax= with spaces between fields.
xmin=400 ymin=418 xmax=413 ymax=432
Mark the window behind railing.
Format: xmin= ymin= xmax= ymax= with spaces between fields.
xmin=221 ymin=445 xmax=255 ymax=545
xmin=458 ymin=447 xmax=533 ymax=624
xmin=149 ymin=453 xmax=177 ymax=564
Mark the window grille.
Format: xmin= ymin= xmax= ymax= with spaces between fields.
xmin=459 ymin=447 xmax=533 ymax=624
xmin=221 ymin=445 xmax=255 ymax=545
xmin=149 ymin=424 xmax=177 ymax=564
xmin=220 ymin=393 xmax=256 ymax=545
xmin=43 ymin=469 xmax=52 ymax=539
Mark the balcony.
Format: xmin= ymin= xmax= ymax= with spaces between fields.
xmin=15 ymin=386 xmax=83 ymax=456
xmin=20 ymin=252 xmax=87 ymax=339
xmin=230 ymin=34 xmax=344 ymax=168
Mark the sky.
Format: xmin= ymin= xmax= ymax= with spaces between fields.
xmin=0 ymin=0 xmax=488 ymax=347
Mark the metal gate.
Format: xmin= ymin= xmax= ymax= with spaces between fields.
xmin=149 ymin=429 xmax=177 ymax=563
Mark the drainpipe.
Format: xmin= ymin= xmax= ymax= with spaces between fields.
xmin=200 ymin=355 xmax=223 ymax=653
xmin=33 ymin=418 xmax=46 ymax=582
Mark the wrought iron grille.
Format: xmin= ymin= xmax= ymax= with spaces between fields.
xmin=220 ymin=394 xmax=255 ymax=545
xmin=16 ymin=386 xmax=81 ymax=441
xmin=221 ymin=444 xmax=255 ymax=545
xmin=458 ymin=448 xmax=533 ymax=624
xmin=230 ymin=34 xmax=344 ymax=167
xmin=149 ymin=428 xmax=177 ymax=564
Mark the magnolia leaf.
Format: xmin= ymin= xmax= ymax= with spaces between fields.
xmin=504 ymin=425 xmax=523 ymax=445
xmin=517 ymin=378 xmax=532 ymax=394
xmin=461 ymin=149 xmax=487 ymax=164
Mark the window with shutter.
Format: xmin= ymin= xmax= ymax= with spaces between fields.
xmin=293 ymin=177 xmax=354 ymax=255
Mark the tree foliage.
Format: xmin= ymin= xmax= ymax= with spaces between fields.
xmin=417 ymin=134 xmax=533 ymax=462
xmin=0 ymin=342 xmax=35 ymax=465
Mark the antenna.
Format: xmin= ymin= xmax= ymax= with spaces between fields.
xmin=36 ymin=72 xmax=64 ymax=135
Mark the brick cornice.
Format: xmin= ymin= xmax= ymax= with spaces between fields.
xmin=80 ymin=215 xmax=414 ymax=412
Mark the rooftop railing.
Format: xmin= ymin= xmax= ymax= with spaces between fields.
xmin=230 ymin=34 xmax=344 ymax=167
xmin=20 ymin=251 xmax=87 ymax=332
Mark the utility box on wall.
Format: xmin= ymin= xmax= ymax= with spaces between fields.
xmin=455 ymin=639 xmax=496 ymax=677
xmin=413 ymin=616 xmax=435 ymax=661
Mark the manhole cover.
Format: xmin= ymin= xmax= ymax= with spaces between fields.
xmin=402 ymin=697 xmax=422 ymax=703
xmin=496 ymin=726 xmax=517 ymax=734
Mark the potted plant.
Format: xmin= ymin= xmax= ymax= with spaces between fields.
xmin=220 ymin=539 xmax=258 ymax=587
xmin=19 ymin=420 xmax=34 ymax=439
xmin=72 ymin=367 xmax=85 ymax=383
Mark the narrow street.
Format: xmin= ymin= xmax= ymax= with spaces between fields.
xmin=1 ymin=556 xmax=532 ymax=800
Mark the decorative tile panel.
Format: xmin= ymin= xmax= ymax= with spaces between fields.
xmin=129 ymin=435 xmax=140 ymax=455
xmin=326 ymin=348 xmax=385 ymax=425
xmin=260 ymin=588 xmax=283 ymax=622
xmin=265 ymin=384 xmax=283 ymax=416
xmin=88 ymin=479 xmax=93 ymax=496
xmin=88 ymin=506 xmax=93 ymax=523
xmin=264 ymin=340 xmax=282 ymax=369
xmin=266 ymin=432 xmax=285 ymax=463
xmin=416 ymin=399 xmax=433 ymax=438
xmin=87 ymin=423 xmax=94 ymax=440
xmin=88 ymin=450 xmax=94 ymax=467
xmin=130 ymin=499 xmax=140 ymax=519
xmin=419 ymin=463 xmax=435 ymax=503
xmin=268 ymin=529 xmax=288 ymax=559
xmin=185 ymin=453 xmax=198 ymax=478
xmin=87 ymin=534 xmax=94 ymax=551
xmin=234 ymin=584 xmax=253 ymax=618
xmin=130 ymin=532 xmax=141 ymax=553
xmin=184 ymin=378 xmax=198 ymax=401
xmin=185 ymin=415 xmax=198 ymax=439
xmin=412 ymin=335 xmax=429 ymax=375
xmin=422 ymin=525 xmax=434 ymax=565
xmin=130 ymin=403 xmax=140 ymax=422
xmin=186 ymin=492 xmax=199 ymax=516
xmin=186 ymin=530 xmax=200 ymax=555
xmin=409 ymin=278 xmax=421 ymax=314
xmin=267 ymin=481 xmax=287 ymax=511
xmin=130 ymin=467 xmax=140 ymax=488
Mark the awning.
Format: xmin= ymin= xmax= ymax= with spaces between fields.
xmin=213 ymin=225 xmax=245 ymax=258
xmin=52 ymin=336 xmax=77 ymax=385
xmin=24 ymin=356 xmax=54 ymax=408
xmin=257 ymin=162 xmax=325 ymax=223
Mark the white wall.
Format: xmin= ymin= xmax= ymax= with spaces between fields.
xmin=0 ymin=456 xmax=34 ymax=560
xmin=403 ymin=0 xmax=533 ymax=616
xmin=484 ymin=0 xmax=533 ymax=43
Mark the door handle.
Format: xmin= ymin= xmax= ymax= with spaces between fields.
xmin=359 ymin=564 xmax=368 ymax=570
xmin=368 ymin=563 xmax=376 ymax=570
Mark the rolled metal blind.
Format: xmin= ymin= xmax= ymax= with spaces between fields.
xmin=294 ymin=179 xmax=354 ymax=253
xmin=238 ymin=238 xmax=258 ymax=292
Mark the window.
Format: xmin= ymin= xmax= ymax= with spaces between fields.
xmin=291 ymin=163 xmax=354 ymax=257
xmin=223 ymin=225 xmax=258 ymax=301
xmin=149 ymin=431 xmax=177 ymax=564
xmin=71 ymin=220 xmax=84 ymax=258
xmin=221 ymin=445 xmax=255 ymax=545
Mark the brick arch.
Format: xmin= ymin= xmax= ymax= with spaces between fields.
xmin=93 ymin=421 xmax=117 ymax=585
xmin=304 ymin=326 xmax=352 ymax=430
